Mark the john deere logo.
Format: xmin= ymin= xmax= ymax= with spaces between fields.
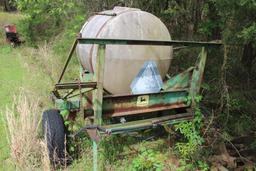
xmin=137 ymin=95 xmax=149 ymax=107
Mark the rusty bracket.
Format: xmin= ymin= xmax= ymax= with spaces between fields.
xmin=86 ymin=129 xmax=100 ymax=142
xmin=73 ymin=125 xmax=109 ymax=142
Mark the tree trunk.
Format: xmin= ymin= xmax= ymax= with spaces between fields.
xmin=4 ymin=0 xmax=11 ymax=11
xmin=3 ymin=0 xmax=16 ymax=11
xmin=242 ymin=42 xmax=255 ymax=74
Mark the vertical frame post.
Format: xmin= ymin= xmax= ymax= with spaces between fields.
xmin=189 ymin=47 xmax=207 ymax=106
xmin=92 ymin=44 xmax=105 ymax=171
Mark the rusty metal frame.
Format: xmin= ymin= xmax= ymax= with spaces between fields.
xmin=54 ymin=38 xmax=222 ymax=130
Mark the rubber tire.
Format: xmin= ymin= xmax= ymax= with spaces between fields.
xmin=42 ymin=109 xmax=66 ymax=165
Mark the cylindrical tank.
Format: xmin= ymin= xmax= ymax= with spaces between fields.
xmin=77 ymin=7 xmax=173 ymax=94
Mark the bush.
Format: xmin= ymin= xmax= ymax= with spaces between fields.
xmin=14 ymin=0 xmax=84 ymax=44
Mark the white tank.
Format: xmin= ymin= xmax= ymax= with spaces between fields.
xmin=77 ymin=7 xmax=173 ymax=94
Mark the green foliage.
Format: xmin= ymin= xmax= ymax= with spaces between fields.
xmin=161 ymin=0 xmax=203 ymax=39
xmin=197 ymin=0 xmax=223 ymax=39
xmin=13 ymin=0 xmax=83 ymax=43
xmin=174 ymin=119 xmax=204 ymax=159
xmin=219 ymin=94 xmax=255 ymax=136
xmin=176 ymin=159 xmax=194 ymax=171
xmin=52 ymin=14 xmax=85 ymax=56
xmin=175 ymin=159 xmax=209 ymax=171
xmin=223 ymin=112 xmax=254 ymax=136
xmin=238 ymin=22 xmax=256 ymax=43
xmin=101 ymin=135 xmax=136 ymax=163
xmin=0 ymin=44 xmax=25 ymax=170
xmin=212 ymin=0 xmax=256 ymax=44
xmin=60 ymin=109 xmax=72 ymax=127
xmin=197 ymin=160 xmax=210 ymax=171
xmin=175 ymin=95 xmax=208 ymax=170
xmin=132 ymin=147 xmax=166 ymax=171
xmin=0 ymin=45 xmax=12 ymax=54
xmin=229 ymin=98 xmax=244 ymax=110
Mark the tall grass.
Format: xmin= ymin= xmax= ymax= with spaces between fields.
xmin=36 ymin=42 xmax=62 ymax=82
xmin=4 ymin=90 xmax=50 ymax=170
xmin=21 ymin=42 xmax=62 ymax=83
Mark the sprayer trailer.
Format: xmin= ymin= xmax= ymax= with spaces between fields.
xmin=42 ymin=6 xmax=222 ymax=169
xmin=42 ymin=37 xmax=222 ymax=167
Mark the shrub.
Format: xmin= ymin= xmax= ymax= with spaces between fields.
xmin=174 ymin=95 xmax=209 ymax=170
xmin=132 ymin=147 xmax=166 ymax=171
xmin=13 ymin=0 xmax=81 ymax=43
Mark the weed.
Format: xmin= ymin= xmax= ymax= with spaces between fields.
xmin=197 ymin=160 xmax=210 ymax=171
xmin=174 ymin=95 xmax=208 ymax=170
xmin=176 ymin=159 xmax=194 ymax=171
xmin=177 ymin=159 xmax=209 ymax=171
xmin=132 ymin=147 xmax=166 ymax=171
xmin=4 ymin=91 xmax=50 ymax=170
xmin=175 ymin=97 xmax=204 ymax=159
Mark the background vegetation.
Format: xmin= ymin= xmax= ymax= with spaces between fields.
xmin=0 ymin=0 xmax=256 ymax=170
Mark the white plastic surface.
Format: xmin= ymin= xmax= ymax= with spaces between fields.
xmin=77 ymin=7 xmax=173 ymax=94
xmin=130 ymin=61 xmax=163 ymax=94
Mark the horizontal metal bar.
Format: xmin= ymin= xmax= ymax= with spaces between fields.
xmin=55 ymin=82 xmax=97 ymax=90
xmin=77 ymin=38 xmax=222 ymax=47
xmin=103 ymin=113 xmax=193 ymax=134
xmin=103 ymin=89 xmax=187 ymax=98
xmin=108 ymin=118 xmax=193 ymax=134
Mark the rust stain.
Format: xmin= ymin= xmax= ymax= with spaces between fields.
xmin=103 ymin=102 xmax=187 ymax=117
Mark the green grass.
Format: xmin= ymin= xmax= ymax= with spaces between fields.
xmin=0 ymin=11 xmax=57 ymax=170
xmin=0 ymin=12 xmax=26 ymax=170
xmin=0 ymin=11 xmax=54 ymax=170
xmin=0 ymin=45 xmax=26 ymax=170
xmin=0 ymin=11 xmax=22 ymax=25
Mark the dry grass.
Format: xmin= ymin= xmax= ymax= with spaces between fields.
xmin=36 ymin=42 xmax=62 ymax=82
xmin=4 ymin=89 xmax=50 ymax=170
xmin=40 ymin=140 xmax=51 ymax=171
xmin=21 ymin=42 xmax=62 ymax=83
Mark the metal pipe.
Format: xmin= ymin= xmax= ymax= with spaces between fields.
xmin=77 ymin=38 xmax=223 ymax=47
xmin=57 ymin=39 xmax=78 ymax=83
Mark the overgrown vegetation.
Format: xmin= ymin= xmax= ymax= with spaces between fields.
xmin=1 ymin=0 xmax=256 ymax=170
xmin=13 ymin=0 xmax=81 ymax=43
xmin=5 ymin=92 xmax=50 ymax=170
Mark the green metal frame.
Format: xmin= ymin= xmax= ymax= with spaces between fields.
xmin=52 ymin=38 xmax=222 ymax=170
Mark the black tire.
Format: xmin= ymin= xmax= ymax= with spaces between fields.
xmin=42 ymin=109 xmax=66 ymax=165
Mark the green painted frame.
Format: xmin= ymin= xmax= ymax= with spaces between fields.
xmin=52 ymin=38 xmax=222 ymax=170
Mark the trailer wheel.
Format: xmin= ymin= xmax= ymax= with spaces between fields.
xmin=42 ymin=109 xmax=66 ymax=166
